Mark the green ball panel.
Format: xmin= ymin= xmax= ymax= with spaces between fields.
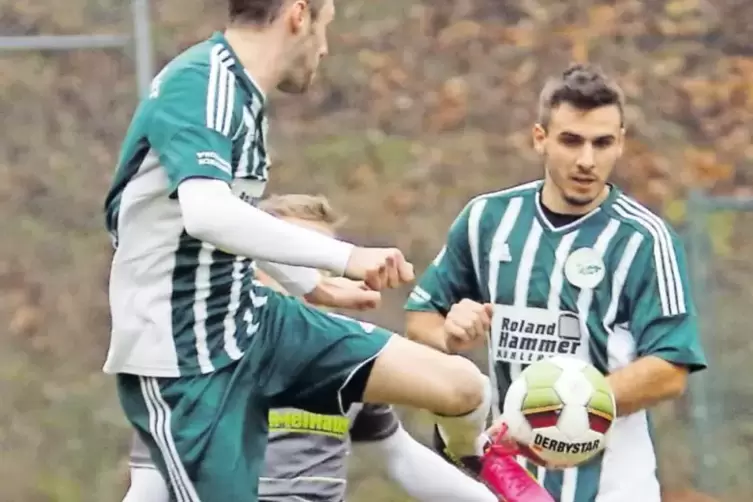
xmin=580 ymin=364 xmax=612 ymax=395
xmin=522 ymin=387 xmax=563 ymax=414
xmin=587 ymin=389 xmax=615 ymax=419
xmin=523 ymin=360 xmax=564 ymax=389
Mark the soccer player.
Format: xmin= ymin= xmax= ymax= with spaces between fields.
xmin=404 ymin=64 xmax=708 ymax=502
xmin=122 ymin=194 xmax=496 ymax=502
xmin=103 ymin=1 xmax=492 ymax=501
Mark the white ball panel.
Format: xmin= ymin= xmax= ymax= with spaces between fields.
xmin=557 ymin=404 xmax=590 ymax=441
xmin=553 ymin=369 xmax=594 ymax=406
xmin=548 ymin=355 xmax=588 ymax=372
xmin=502 ymin=377 xmax=534 ymax=444
xmin=529 ymin=425 xmax=603 ymax=467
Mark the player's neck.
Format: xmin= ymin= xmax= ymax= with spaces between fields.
xmin=540 ymin=182 xmax=610 ymax=215
xmin=224 ymin=27 xmax=284 ymax=96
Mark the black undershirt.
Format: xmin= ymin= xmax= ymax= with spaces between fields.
xmin=540 ymin=202 xmax=583 ymax=228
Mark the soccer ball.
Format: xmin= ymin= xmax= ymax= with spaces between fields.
xmin=502 ymin=356 xmax=616 ymax=469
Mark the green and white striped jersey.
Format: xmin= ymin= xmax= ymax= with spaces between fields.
xmin=406 ymin=180 xmax=707 ymax=502
xmin=103 ymin=32 xmax=270 ymax=377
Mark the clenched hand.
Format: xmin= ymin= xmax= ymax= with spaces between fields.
xmin=444 ymin=299 xmax=495 ymax=352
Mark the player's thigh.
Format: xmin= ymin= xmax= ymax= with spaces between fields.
xmin=257 ymin=292 xmax=391 ymax=415
xmin=361 ymin=334 xmax=486 ymax=416
xmin=117 ymin=365 xmax=270 ymax=502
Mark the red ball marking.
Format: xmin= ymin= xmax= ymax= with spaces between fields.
xmin=587 ymin=412 xmax=612 ymax=434
xmin=524 ymin=410 xmax=560 ymax=429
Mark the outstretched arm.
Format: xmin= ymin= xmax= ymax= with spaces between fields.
xmin=179 ymin=178 xmax=354 ymax=274
xmin=351 ymin=426 xmax=496 ymax=502
xmin=255 ymin=259 xmax=381 ymax=310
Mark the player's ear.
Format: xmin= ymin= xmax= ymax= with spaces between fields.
xmin=532 ymin=123 xmax=546 ymax=155
xmin=286 ymin=0 xmax=310 ymax=36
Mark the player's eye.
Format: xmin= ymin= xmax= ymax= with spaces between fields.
xmin=558 ymin=134 xmax=584 ymax=147
xmin=592 ymin=137 xmax=615 ymax=149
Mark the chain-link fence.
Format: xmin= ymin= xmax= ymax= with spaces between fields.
xmin=680 ymin=193 xmax=753 ymax=500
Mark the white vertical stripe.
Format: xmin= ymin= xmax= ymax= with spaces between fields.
xmin=509 ymin=219 xmax=543 ymax=384
xmin=206 ymin=46 xmax=220 ymax=130
xmin=487 ymin=196 xmax=525 ymax=419
xmin=193 ymin=243 xmax=215 ymax=373
xmin=602 ymin=232 xmax=644 ymax=331
xmin=431 ymin=246 xmax=446 ymax=267
xmin=468 ymin=198 xmax=487 ymax=287
xmin=142 ymin=378 xmax=201 ymax=501
xmin=548 ymin=231 xmax=579 ymax=310
xmin=615 ymin=196 xmax=685 ymax=315
xmin=215 ymin=56 xmax=228 ymax=134
xmin=561 ymin=468 xmax=578 ymax=502
xmin=236 ymin=103 xmax=257 ymax=178
xmin=222 ymin=257 xmax=245 ymax=361
xmin=139 ymin=378 xmax=187 ymax=502
xmin=537 ymin=229 xmax=578 ymax=486
xmin=613 ymin=202 xmax=669 ymax=314
xmin=574 ymin=218 xmax=620 ymax=364
xmin=505 ymin=215 xmax=543 ymax=471
xmin=612 ymin=202 xmax=678 ymax=315
xmin=206 ymin=46 xmax=234 ymax=135
xmin=561 ymin=218 xmax=620 ymax=502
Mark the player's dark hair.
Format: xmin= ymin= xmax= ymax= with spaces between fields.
xmin=229 ymin=0 xmax=324 ymax=25
xmin=537 ymin=64 xmax=625 ymax=128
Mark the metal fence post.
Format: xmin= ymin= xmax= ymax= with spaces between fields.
xmin=131 ymin=0 xmax=154 ymax=99
xmin=0 ymin=0 xmax=153 ymax=98
xmin=685 ymin=189 xmax=718 ymax=493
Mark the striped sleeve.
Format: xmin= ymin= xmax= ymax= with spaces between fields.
xmin=404 ymin=200 xmax=484 ymax=315
xmin=617 ymin=196 xmax=707 ymax=371
xmin=147 ymin=45 xmax=240 ymax=196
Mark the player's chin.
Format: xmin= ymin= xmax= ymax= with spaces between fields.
xmin=276 ymin=76 xmax=311 ymax=94
xmin=563 ymin=190 xmax=598 ymax=208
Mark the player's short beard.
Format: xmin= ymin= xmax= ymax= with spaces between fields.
xmin=542 ymin=153 xmax=596 ymax=208
xmin=277 ymin=68 xmax=311 ymax=94
xmin=277 ymin=33 xmax=317 ymax=94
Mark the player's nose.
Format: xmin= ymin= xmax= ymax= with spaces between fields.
xmin=576 ymin=144 xmax=595 ymax=170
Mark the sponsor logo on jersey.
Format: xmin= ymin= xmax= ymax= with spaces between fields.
xmin=533 ymin=433 xmax=601 ymax=455
xmin=231 ymin=178 xmax=267 ymax=206
xmin=565 ymin=247 xmax=605 ymax=289
xmin=268 ymin=409 xmax=350 ymax=438
xmin=492 ymin=306 xmax=582 ymax=363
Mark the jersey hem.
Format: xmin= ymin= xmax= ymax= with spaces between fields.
xmin=103 ymin=356 xmax=240 ymax=378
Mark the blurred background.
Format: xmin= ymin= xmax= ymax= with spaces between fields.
xmin=1 ymin=0 xmax=751 ymax=500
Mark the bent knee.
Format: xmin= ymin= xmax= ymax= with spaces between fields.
xmin=440 ymin=356 xmax=486 ymax=415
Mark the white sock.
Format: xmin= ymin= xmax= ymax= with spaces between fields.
xmin=353 ymin=426 xmax=497 ymax=501
xmin=433 ymin=374 xmax=492 ymax=458
xmin=123 ymin=467 xmax=171 ymax=502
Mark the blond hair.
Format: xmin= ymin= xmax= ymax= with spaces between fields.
xmin=258 ymin=193 xmax=346 ymax=229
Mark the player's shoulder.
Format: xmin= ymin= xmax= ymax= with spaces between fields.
xmin=152 ymin=37 xmax=235 ymax=90
xmin=175 ymin=35 xmax=232 ymax=70
xmin=607 ymin=188 xmax=682 ymax=247
xmin=463 ymin=179 xmax=542 ymax=212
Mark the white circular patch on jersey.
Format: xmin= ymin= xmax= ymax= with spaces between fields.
xmin=565 ymin=248 xmax=605 ymax=289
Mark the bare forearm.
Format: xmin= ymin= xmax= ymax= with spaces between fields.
xmin=405 ymin=311 xmax=449 ymax=352
xmin=606 ymin=356 xmax=688 ymax=416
